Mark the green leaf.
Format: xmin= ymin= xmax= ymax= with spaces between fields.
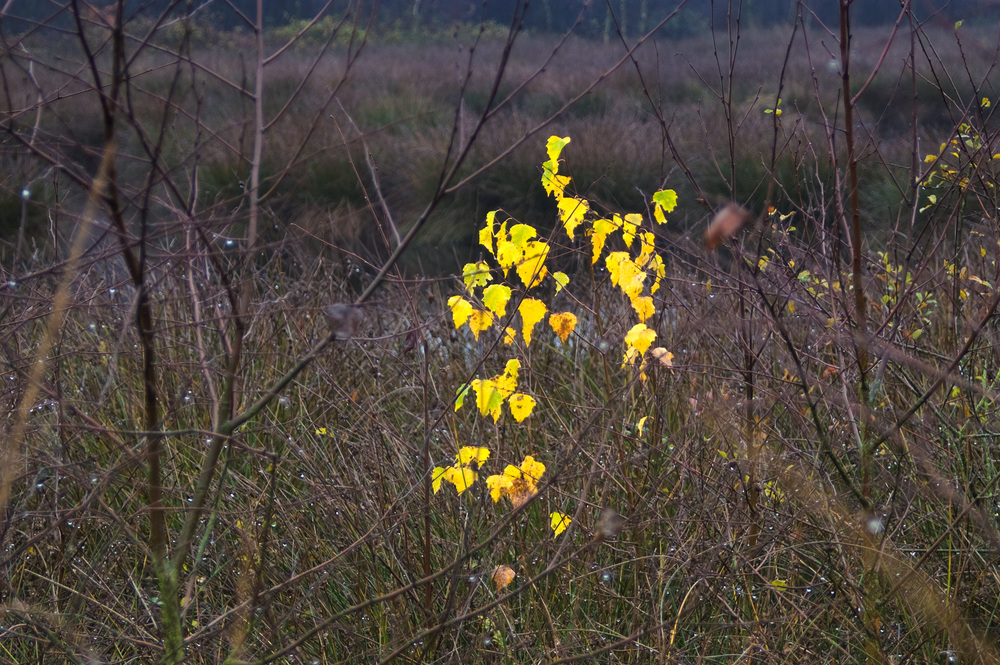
xmin=483 ymin=283 xmax=512 ymax=318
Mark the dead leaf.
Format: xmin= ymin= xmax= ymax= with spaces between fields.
xmin=493 ymin=565 xmax=516 ymax=591
xmin=704 ymin=204 xmax=751 ymax=250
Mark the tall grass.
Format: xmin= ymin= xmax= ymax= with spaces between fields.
xmin=4 ymin=3 xmax=1000 ymax=664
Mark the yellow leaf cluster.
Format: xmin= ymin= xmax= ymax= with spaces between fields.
xmin=623 ymin=323 xmax=657 ymax=367
xmin=460 ymin=359 xmax=534 ymax=423
xmin=486 ymin=455 xmax=546 ymax=508
xmin=432 ymin=446 xmax=492 ymax=495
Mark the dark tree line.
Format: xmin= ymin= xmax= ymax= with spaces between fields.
xmin=1 ymin=1 xmax=998 ymax=40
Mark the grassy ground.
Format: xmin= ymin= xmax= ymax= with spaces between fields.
xmin=4 ymin=11 xmax=1000 ymax=665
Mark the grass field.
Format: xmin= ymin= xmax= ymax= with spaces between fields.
xmin=4 ymin=8 xmax=1000 ymax=664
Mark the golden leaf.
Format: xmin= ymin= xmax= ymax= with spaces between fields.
xmin=508 ymin=393 xmax=536 ymax=423
xmin=519 ymin=298 xmax=547 ymax=346
xmin=549 ymin=312 xmax=577 ymax=343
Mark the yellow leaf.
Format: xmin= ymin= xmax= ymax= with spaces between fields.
xmin=652 ymin=189 xmax=678 ymax=222
xmin=518 ymin=455 xmax=545 ymax=484
xmin=606 ymin=252 xmax=645 ymax=299
xmin=483 ymin=283 xmax=512 ymax=318
xmin=431 ymin=466 xmax=448 ymax=494
xmin=558 ymin=197 xmax=589 ymax=240
xmin=445 ymin=466 xmax=478 ymax=494
xmin=503 ymin=326 xmax=516 ymax=345
xmin=622 ymin=213 xmax=642 ymax=247
xmin=503 ymin=358 xmax=521 ymax=379
xmin=549 ymin=312 xmax=577 ymax=343
xmin=545 ymin=135 xmax=571 ymax=165
xmin=508 ymin=393 xmax=536 ymax=422
xmin=455 ymin=383 xmax=470 ymax=411
xmin=553 ymin=271 xmax=570 ymax=293
xmin=457 ymin=446 xmax=491 ymax=468
xmin=637 ymin=231 xmax=656 ymax=265
xmin=541 ymin=170 xmax=571 ymax=199
xmin=462 ymin=261 xmax=492 ymax=293
xmin=590 ymin=217 xmax=618 ymax=264
xmin=550 ymin=511 xmax=572 ymax=537
xmin=519 ymin=298 xmax=548 ymax=345
xmin=486 ymin=474 xmax=514 ymax=502
xmin=636 ymin=416 xmax=648 ymax=435
xmin=447 ymin=295 xmax=473 ymax=329
xmin=480 ymin=211 xmax=497 ymax=256
xmin=472 ymin=378 xmax=503 ymax=417
xmin=516 ymin=240 xmax=550 ymax=289
xmin=624 ymin=323 xmax=656 ymax=358
xmin=631 ymin=295 xmax=654 ymax=322
xmin=493 ymin=564 xmax=516 ymax=591
xmin=468 ymin=309 xmax=493 ymax=340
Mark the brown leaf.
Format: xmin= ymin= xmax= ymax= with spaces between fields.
xmin=492 ymin=564 xmax=516 ymax=591
xmin=704 ymin=204 xmax=751 ymax=250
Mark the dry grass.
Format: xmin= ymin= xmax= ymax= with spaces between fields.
xmin=4 ymin=8 xmax=1000 ymax=665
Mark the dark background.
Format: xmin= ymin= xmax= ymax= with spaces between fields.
xmin=3 ymin=1 xmax=1000 ymax=39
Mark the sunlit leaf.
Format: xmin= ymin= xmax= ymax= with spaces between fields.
xmin=447 ymin=295 xmax=473 ymax=329
xmin=652 ymin=189 xmax=677 ymax=224
xmin=516 ymin=240 xmax=550 ymax=288
xmin=549 ymin=312 xmax=578 ymax=343
xmin=590 ymin=217 xmax=618 ymax=264
xmin=624 ymin=323 xmax=657 ymax=360
xmin=632 ymin=295 xmax=654 ymax=322
xmin=468 ymin=309 xmax=494 ymax=340
xmin=455 ymin=383 xmax=471 ymax=411
xmin=446 ymin=465 xmax=477 ymax=494
xmin=519 ymin=298 xmax=547 ymax=346
xmin=508 ymin=223 xmax=537 ymax=247
xmin=606 ymin=252 xmax=645 ymax=299
xmin=431 ymin=467 xmax=448 ymax=494
xmin=486 ymin=455 xmax=546 ymax=508
xmin=541 ymin=169 xmax=571 ymax=199
xmin=503 ymin=326 xmax=516 ymax=345
xmin=508 ymin=393 xmax=536 ymax=422
xmin=486 ymin=474 xmax=514 ymax=503
xmin=458 ymin=446 xmax=491 ymax=468
xmin=493 ymin=565 xmax=516 ymax=591
xmin=622 ymin=213 xmax=642 ymax=247
xmin=558 ymin=196 xmax=589 ymax=240
xmin=483 ymin=283 xmax=512 ymax=318
xmin=553 ymin=271 xmax=570 ymax=293
xmin=550 ymin=511 xmax=572 ymax=537
xmin=462 ymin=261 xmax=492 ymax=293
xmin=480 ymin=211 xmax=498 ymax=256
xmin=546 ymin=135 xmax=571 ymax=165
xmin=472 ymin=378 xmax=503 ymax=417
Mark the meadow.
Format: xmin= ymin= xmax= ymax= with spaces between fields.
xmin=3 ymin=5 xmax=1000 ymax=664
